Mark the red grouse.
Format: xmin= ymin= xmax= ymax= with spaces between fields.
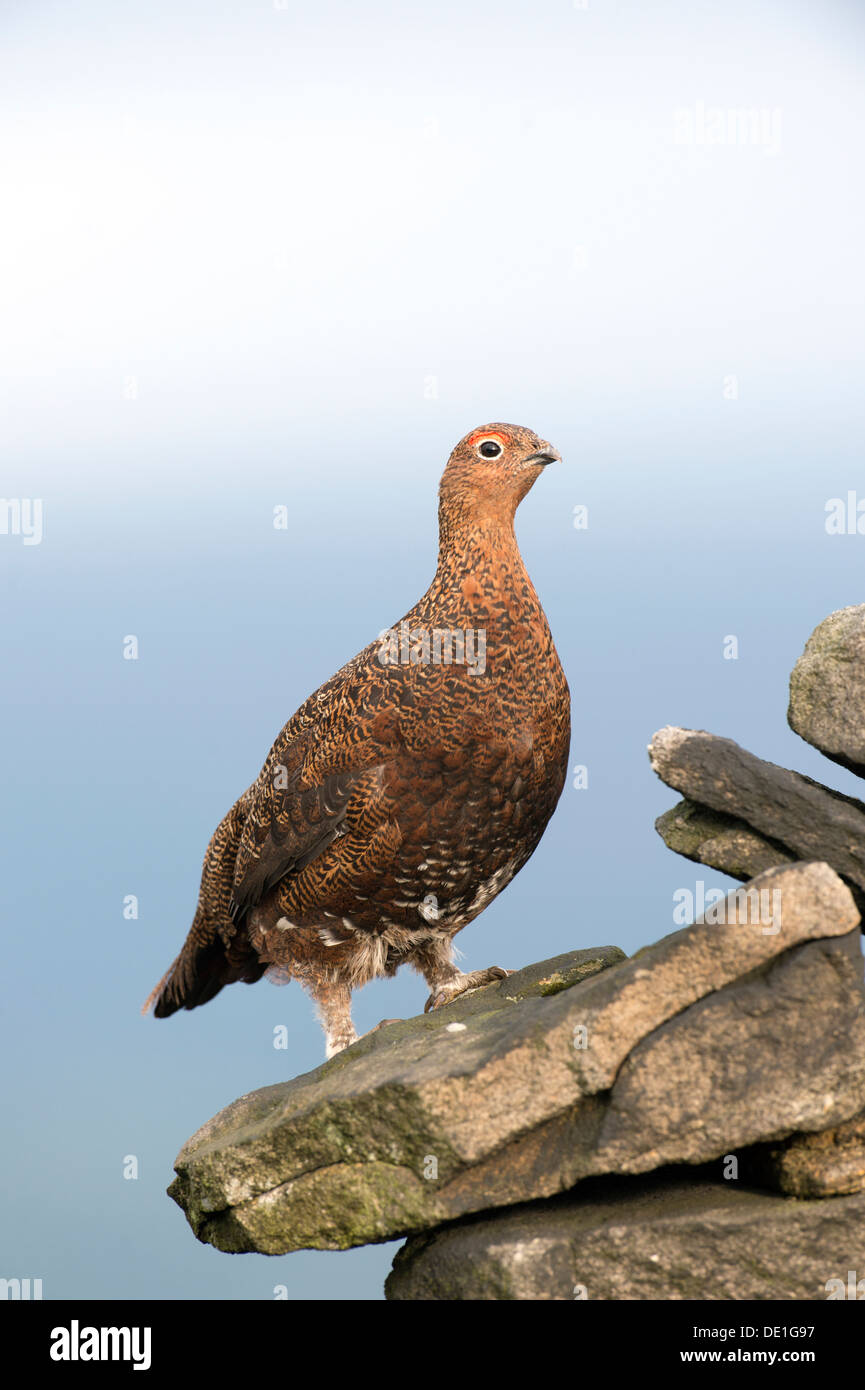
xmin=144 ymin=424 xmax=570 ymax=1056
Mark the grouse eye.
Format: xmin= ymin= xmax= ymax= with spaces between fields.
xmin=477 ymin=440 xmax=503 ymax=459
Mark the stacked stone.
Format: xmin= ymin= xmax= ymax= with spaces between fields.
xmin=167 ymin=609 xmax=865 ymax=1298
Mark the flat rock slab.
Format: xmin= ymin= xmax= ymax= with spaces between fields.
xmin=168 ymin=863 xmax=864 ymax=1254
xmin=168 ymin=945 xmax=625 ymax=1251
xmin=747 ymin=1110 xmax=865 ymax=1198
xmin=591 ymin=930 xmax=865 ymax=1173
xmin=789 ymin=605 xmax=865 ymax=776
xmin=386 ymin=1176 xmax=865 ymax=1300
xmin=650 ymin=726 xmax=865 ymax=905
xmin=656 ymin=799 xmax=794 ymax=881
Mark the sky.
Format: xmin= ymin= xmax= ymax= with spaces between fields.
xmin=2 ymin=0 xmax=865 ymax=1301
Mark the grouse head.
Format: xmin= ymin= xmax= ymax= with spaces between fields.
xmin=439 ymin=423 xmax=562 ymax=530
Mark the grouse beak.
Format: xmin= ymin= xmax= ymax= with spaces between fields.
xmin=523 ymin=444 xmax=561 ymax=467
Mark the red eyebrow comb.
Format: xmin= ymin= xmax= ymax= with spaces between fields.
xmin=467 ymin=429 xmax=509 ymax=448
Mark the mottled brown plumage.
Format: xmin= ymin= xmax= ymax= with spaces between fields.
xmin=144 ymin=424 xmax=570 ymax=1056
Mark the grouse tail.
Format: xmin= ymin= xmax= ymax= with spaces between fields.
xmin=142 ymin=916 xmax=265 ymax=1018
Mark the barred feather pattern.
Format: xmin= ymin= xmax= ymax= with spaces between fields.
xmin=143 ymin=423 xmax=571 ymax=1051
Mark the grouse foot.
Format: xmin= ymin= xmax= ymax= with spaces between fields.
xmin=424 ymin=966 xmax=510 ymax=1013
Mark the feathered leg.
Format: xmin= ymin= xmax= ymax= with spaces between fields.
xmin=308 ymin=979 xmax=358 ymax=1058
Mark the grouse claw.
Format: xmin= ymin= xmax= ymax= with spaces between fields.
xmin=424 ymin=966 xmax=511 ymax=1013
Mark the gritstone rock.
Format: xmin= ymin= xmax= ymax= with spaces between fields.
xmin=168 ymin=862 xmax=863 ymax=1255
